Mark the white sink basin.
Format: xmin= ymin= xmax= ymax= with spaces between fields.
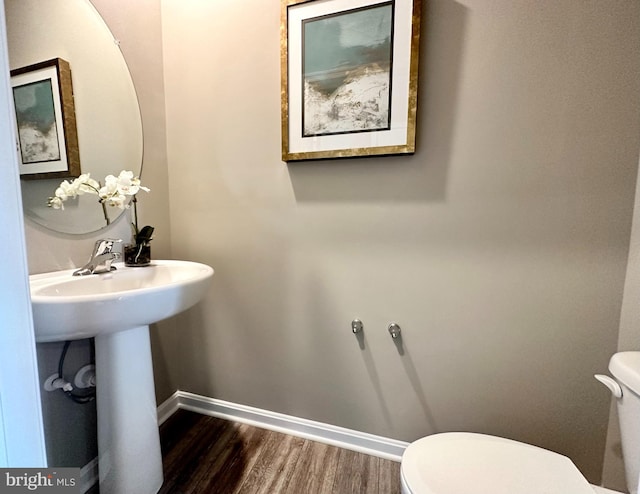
xmin=30 ymin=259 xmax=213 ymax=342
xmin=29 ymin=259 xmax=213 ymax=494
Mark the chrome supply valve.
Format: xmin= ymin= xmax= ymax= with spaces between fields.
xmin=44 ymin=374 xmax=73 ymax=392
xmin=73 ymin=238 xmax=122 ymax=276
xmin=351 ymin=319 xmax=363 ymax=334
xmin=388 ymin=323 xmax=401 ymax=339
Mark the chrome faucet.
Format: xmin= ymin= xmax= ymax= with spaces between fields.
xmin=73 ymin=239 xmax=122 ymax=276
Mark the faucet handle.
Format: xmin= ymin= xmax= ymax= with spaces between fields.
xmin=73 ymin=239 xmax=123 ymax=276
xmin=93 ymin=238 xmax=122 ymax=256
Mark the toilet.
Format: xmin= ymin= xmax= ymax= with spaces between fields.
xmin=400 ymin=351 xmax=640 ymax=494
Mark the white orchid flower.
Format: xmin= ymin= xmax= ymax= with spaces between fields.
xmin=56 ymin=179 xmax=77 ymax=199
xmin=48 ymin=196 xmax=65 ymax=210
xmin=102 ymin=191 xmax=127 ymax=209
xmin=110 ymin=170 xmax=149 ymax=196
xmin=48 ymin=170 xmax=150 ymax=225
xmin=98 ymin=176 xmax=119 ymax=198
xmin=74 ymin=174 xmax=100 ymax=195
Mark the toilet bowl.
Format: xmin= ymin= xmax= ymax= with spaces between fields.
xmin=400 ymin=432 xmax=620 ymax=494
xmin=400 ymin=351 xmax=640 ymax=494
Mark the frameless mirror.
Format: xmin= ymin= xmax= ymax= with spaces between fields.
xmin=5 ymin=0 xmax=143 ymax=234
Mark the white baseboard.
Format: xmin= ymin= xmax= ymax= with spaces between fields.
xmin=80 ymin=456 xmax=99 ymax=494
xmin=157 ymin=390 xmax=408 ymax=462
xmin=157 ymin=392 xmax=180 ymax=425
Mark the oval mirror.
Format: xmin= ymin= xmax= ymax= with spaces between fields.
xmin=5 ymin=0 xmax=143 ymax=234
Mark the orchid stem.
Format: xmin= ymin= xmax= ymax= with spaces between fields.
xmin=86 ymin=182 xmax=110 ymax=226
xmin=101 ymin=201 xmax=110 ymax=226
xmin=132 ymin=195 xmax=139 ymax=241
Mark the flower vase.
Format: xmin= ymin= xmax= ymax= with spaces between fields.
xmin=124 ymin=243 xmax=151 ymax=267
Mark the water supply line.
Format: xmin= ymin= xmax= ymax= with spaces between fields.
xmin=44 ymin=340 xmax=97 ymax=405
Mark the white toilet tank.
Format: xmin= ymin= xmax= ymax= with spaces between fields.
xmin=609 ymin=352 xmax=640 ymax=494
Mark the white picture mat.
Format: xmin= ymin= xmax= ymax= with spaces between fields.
xmin=287 ymin=0 xmax=413 ymax=154
xmin=11 ymin=64 xmax=69 ymax=175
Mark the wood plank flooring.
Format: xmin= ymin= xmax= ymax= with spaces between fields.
xmin=158 ymin=409 xmax=401 ymax=494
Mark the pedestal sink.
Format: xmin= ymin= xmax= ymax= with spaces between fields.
xmin=29 ymin=260 xmax=214 ymax=494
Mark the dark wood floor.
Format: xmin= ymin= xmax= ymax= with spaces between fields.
xmin=158 ymin=409 xmax=401 ymax=494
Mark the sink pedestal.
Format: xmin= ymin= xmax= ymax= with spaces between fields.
xmin=95 ymin=325 xmax=163 ymax=494
xmin=29 ymin=260 xmax=214 ymax=493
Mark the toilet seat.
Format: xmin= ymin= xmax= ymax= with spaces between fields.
xmin=401 ymin=432 xmax=596 ymax=494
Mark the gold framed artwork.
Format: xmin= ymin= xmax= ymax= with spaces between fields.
xmin=10 ymin=58 xmax=81 ymax=180
xmin=281 ymin=0 xmax=421 ymax=162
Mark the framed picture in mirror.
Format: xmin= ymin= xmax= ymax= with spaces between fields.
xmin=10 ymin=58 xmax=81 ymax=180
xmin=281 ymin=0 xmax=421 ymax=162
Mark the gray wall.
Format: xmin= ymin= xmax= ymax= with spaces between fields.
xmin=17 ymin=0 xmax=640 ymax=489
xmin=157 ymin=0 xmax=640 ymax=486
